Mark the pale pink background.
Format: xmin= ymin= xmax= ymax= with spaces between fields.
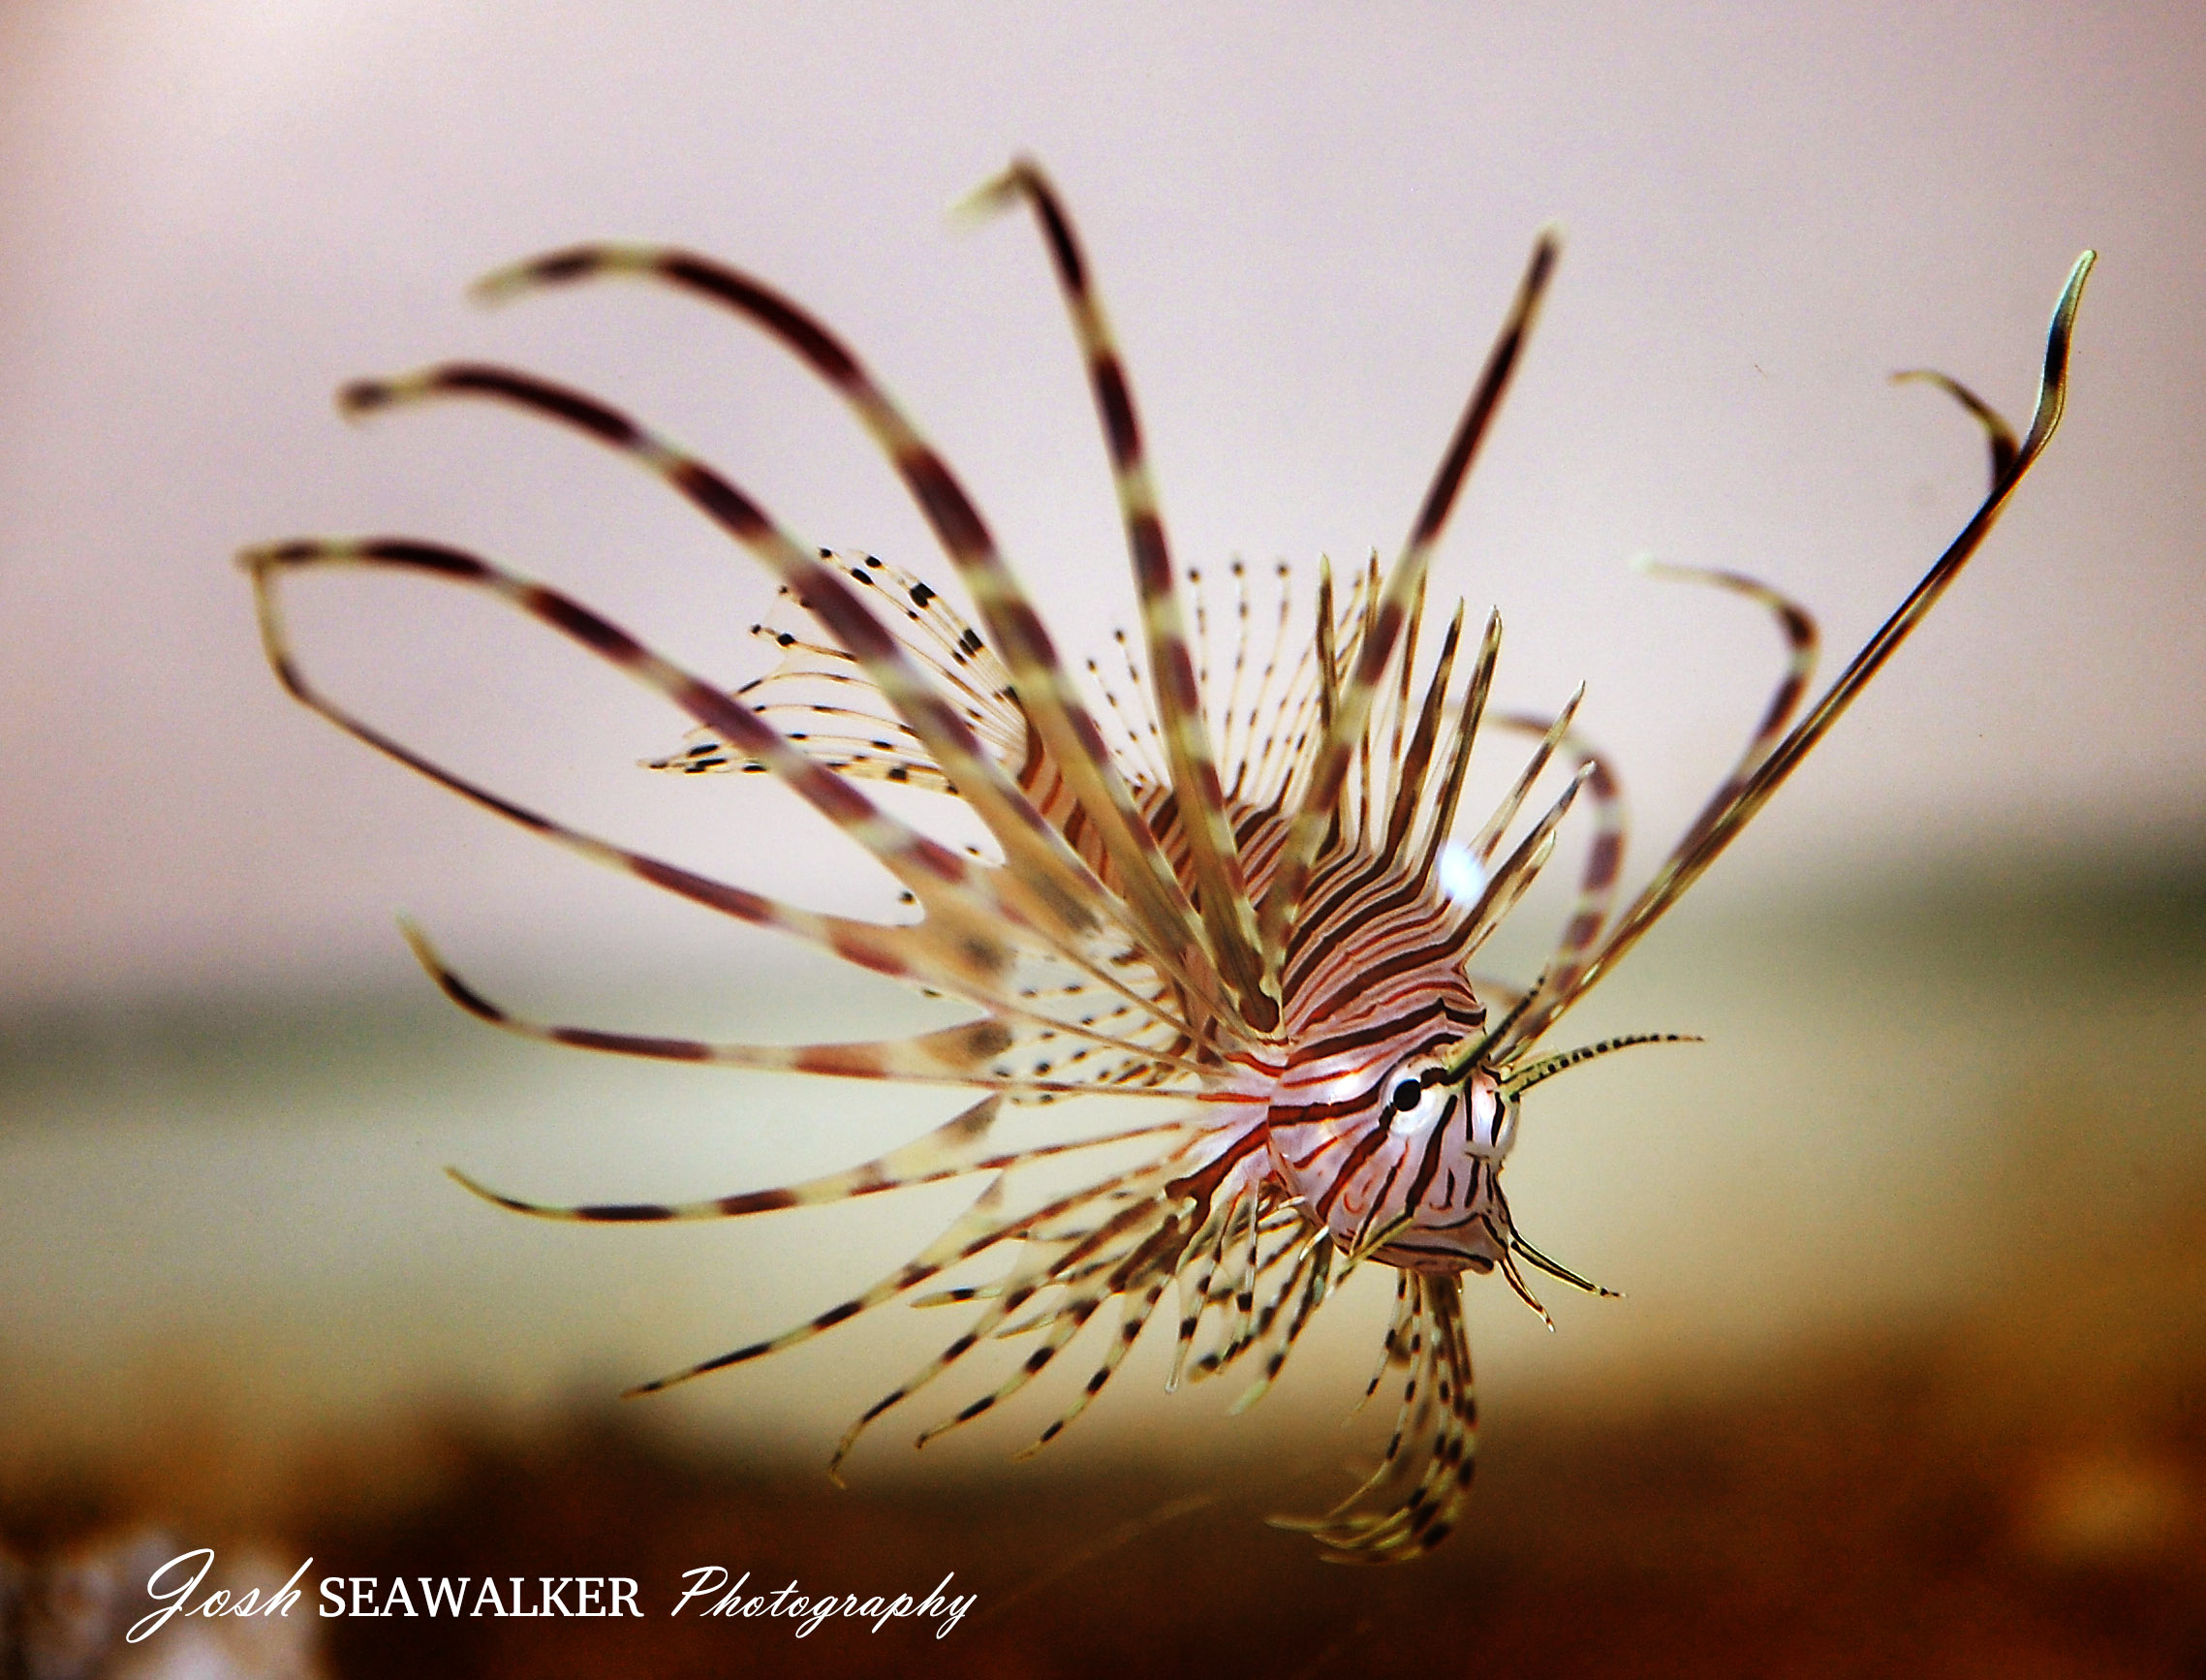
xmin=0 ymin=0 xmax=2198 ymax=1010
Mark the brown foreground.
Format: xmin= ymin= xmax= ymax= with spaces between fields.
xmin=7 ymin=1196 xmax=2204 ymax=1680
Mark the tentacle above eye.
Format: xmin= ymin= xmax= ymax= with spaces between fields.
xmin=1504 ymin=1031 xmax=1700 ymax=1095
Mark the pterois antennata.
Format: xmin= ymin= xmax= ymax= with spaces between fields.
xmin=244 ymin=163 xmax=2092 ymax=1562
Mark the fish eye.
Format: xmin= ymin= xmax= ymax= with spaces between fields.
xmin=1385 ymin=1062 xmax=1454 ymax=1135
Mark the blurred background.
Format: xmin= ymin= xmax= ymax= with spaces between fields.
xmin=1 ymin=2 xmax=2201 ymax=1674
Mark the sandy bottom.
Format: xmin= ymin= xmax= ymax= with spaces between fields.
xmin=7 ymin=1186 xmax=2204 ymax=1679
xmin=6 ymin=865 xmax=2202 ymax=1674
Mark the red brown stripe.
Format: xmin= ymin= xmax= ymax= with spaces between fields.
xmin=898 ymin=450 xmax=993 ymax=560
xmin=553 ymin=1027 xmax=712 ymax=1061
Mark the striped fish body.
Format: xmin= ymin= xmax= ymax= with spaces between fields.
xmin=1060 ymin=759 xmax=1520 ymax=1279
xmin=726 ymin=553 xmax=1530 ymax=1283
xmin=1266 ymin=904 xmax=1512 ymax=1278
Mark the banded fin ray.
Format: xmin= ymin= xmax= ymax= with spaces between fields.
xmin=968 ymin=160 xmax=1275 ymax=1032
xmin=447 ymin=1096 xmax=1197 ymax=1225
xmin=472 ymin=242 xmax=1239 ymax=1044
xmin=1259 ymin=231 xmax=1561 ymax=970
xmin=404 ymin=922 xmax=1226 ymax=1099
xmin=242 ymin=538 xmax=1048 ymax=998
xmin=337 ymin=364 xmax=1120 ymax=957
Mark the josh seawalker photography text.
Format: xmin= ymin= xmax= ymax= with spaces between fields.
xmin=125 ymin=1549 xmax=978 ymax=1642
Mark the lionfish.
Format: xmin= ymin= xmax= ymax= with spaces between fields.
xmin=243 ymin=163 xmax=2092 ymax=1562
